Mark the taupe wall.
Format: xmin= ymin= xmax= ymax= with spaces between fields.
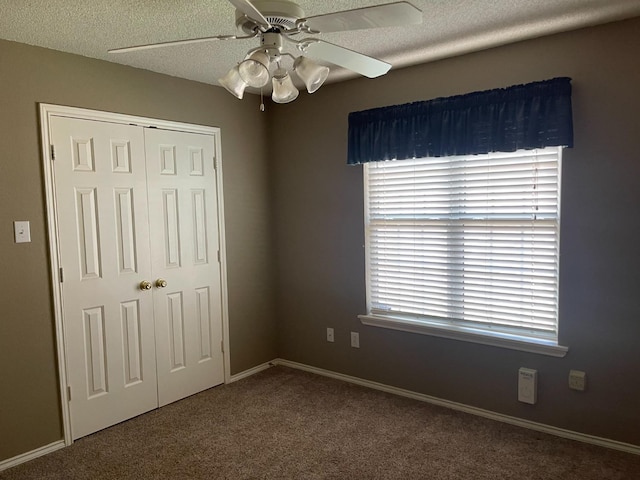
xmin=0 ymin=40 xmax=277 ymax=461
xmin=270 ymin=17 xmax=640 ymax=445
xmin=3 ymin=14 xmax=640 ymax=464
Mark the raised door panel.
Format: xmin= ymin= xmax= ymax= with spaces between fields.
xmin=51 ymin=116 xmax=158 ymax=439
xmin=144 ymin=128 xmax=224 ymax=407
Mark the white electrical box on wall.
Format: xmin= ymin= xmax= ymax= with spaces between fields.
xmin=569 ymin=370 xmax=587 ymax=391
xmin=14 ymin=221 xmax=31 ymax=243
xmin=518 ymin=368 xmax=538 ymax=404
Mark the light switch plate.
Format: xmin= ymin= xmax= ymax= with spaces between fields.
xmin=14 ymin=221 xmax=31 ymax=243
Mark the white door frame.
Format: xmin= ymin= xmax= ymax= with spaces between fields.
xmin=40 ymin=103 xmax=231 ymax=446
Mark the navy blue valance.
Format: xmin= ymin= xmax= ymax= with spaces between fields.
xmin=347 ymin=77 xmax=573 ymax=165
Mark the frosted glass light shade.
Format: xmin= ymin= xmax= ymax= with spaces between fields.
xmin=293 ymin=56 xmax=329 ymax=93
xmin=272 ymin=69 xmax=299 ymax=104
xmin=219 ymin=66 xmax=247 ymax=99
xmin=239 ymin=51 xmax=271 ymax=88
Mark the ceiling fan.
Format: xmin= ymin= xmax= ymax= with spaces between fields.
xmin=109 ymin=0 xmax=422 ymax=104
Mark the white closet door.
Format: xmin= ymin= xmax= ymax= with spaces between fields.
xmin=51 ymin=116 xmax=158 ymax=439
xmin=144 ymin=128 xmax=224 ymax=407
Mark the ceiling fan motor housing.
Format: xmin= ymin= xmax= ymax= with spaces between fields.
xmin=235 ymin=0 xmax=305 ymax=34
xmin=261 ymin=31 xmax=285 ymax=58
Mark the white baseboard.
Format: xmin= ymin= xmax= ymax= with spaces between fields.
xmin=228 ymin=360 xmax=275 ymax=383
xmin=2 ymin=362 xmax=275 ymax=472
xmin=273 ymin=358 xmax=640 ymax=456
xmin=0 ymin=440 xmax=65 ymax=472
xmin=4 ymin=359 xmax=637 ymax=473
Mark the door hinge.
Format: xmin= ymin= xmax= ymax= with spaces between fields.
xmin=59 ymin=267 xmax=64 ymax=283
xmin=213 ymin=156 xmax=217 ymax=170
xmin=67 ymin=385 xmax=71 ymax=401
xmin=217 ymin=250 xmax=220 ymax=263
xmin=221 ymin=340 xmax=224 ymax=353
xmin=50 ymin=145 xmax=56 ymax=161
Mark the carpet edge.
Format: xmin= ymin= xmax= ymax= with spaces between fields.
xmin=273 ymin=358 xmax=640 ymax=456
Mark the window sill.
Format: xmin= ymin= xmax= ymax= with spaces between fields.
xmin=358 ymin=314 xmax=568 ymax=358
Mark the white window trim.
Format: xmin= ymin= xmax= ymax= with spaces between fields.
xmin=360 ymin=148 xmax=568 ymax=358
xmin=359 ymin=314 xmax=568 ymax=357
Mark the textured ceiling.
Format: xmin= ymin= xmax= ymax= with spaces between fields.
xmin=2 ymin=0 xmax=640 ymax=90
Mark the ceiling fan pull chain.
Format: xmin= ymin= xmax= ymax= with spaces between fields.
xmin=260 ymin=88 xmax=265 ymax=112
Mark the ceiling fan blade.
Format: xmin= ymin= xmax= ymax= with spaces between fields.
xmin=227 ymin=0 xmax=272 ymax=29
xmin=301 ymin=40 xmax=391 ymax=79
xmin=302 ymin=1 xmax=422 ymax=33
xmin=108 ymin=34 xmax=248 ymax=54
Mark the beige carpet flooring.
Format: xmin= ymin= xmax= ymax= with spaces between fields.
xmin=2 ymin=366 xmax=639 ymax=479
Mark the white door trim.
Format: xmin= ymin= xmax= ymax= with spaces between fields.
xmin=39 ymin=103 xmax=231 ymax=446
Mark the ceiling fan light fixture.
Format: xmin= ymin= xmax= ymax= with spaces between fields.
xmin=293 ymin=56 xmax=329 ymax=93
xmin=110 ymin=1 xmax=424 ymax=105
xmin=238 ymin=50 xmax=271 ymax=88
xmin=271 ymin=68 xmax=299 ymax=104
xmin=219 ymin=66 xmax=247 ymax=99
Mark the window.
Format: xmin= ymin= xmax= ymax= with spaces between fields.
xmin=361 ymin=147 xmax=567 ymax=356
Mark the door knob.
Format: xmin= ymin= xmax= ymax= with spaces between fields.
xmin=139 ymin=280 xmax=152 ymax=291
xmin=155 ymin=279 xmax=167 ymax=288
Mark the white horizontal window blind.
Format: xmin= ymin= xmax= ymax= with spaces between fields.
xmin=364 ymin=147 xmax=562 ymax=343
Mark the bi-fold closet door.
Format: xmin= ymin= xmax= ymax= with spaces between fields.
xmin=50 ymin=116 xmax=224 ymax=440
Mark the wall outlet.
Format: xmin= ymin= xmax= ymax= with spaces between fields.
xmin=569 ymin=370 xmax=587 ymax=391
xmin=350 ymin=331 xmax=360 ymax=348
xmin=326 ymin=327 xmax=334 ymax=343
xmin=518 ymin=368 xmax=537 ymax=404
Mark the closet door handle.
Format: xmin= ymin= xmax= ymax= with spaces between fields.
xmin=139 ymin=281 xmax=152 ymax=291
xmin=155 ymin=279 xmax=167 ymax=288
